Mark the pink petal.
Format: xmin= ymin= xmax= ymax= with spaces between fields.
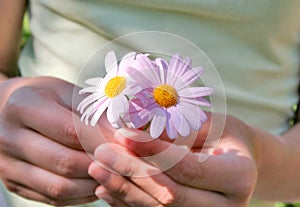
xmin=150 ymin=108 xmax=166 ymax=139
xmin=177 ymin=57 xmax=192 ymax=77
xmin=126 ymin=67 xmax=152 ymax=88
xmin=179 ymin=87 xmax=213 ymax=99
xmin=179 ymin=102 xmax=202 ymax=130
xmin=118 ymin=52 xmax=137 ymax=74
xmin=126 ymin=92 xmax=156 ymax=128
xmin=167 ymin=54 xmax=182 ymax=85
xmin=168 ymin=107 xmax=190 ymax=137
xmin=180 ymin=97 xmax=211 ymax=107
xmin=166 ymin=117 xmax=178 ymax=139
xmin=136 ymin=54 xmax=161 ymax=86
xmin=105 ymin=51 xmax=118 ymax=74
xmin=169 ymin=54 xmax=182 ymax=74
xmin=155 ymin=58 xmax=168 ymax=84
xmin=180 ymin=66 xmax=205 ymax=87
xmin=127 ymin=108 xmax=151 ymax=128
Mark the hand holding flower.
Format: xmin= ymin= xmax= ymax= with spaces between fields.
xmin=88 ymin=114 xmax=260 ymax=207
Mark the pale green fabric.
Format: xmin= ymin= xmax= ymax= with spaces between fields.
xmin=1 ymin=0 xmax=298 ymax=207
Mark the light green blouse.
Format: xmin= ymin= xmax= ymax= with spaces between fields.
xmin=2 ymin=0 xmax=299 ymax=207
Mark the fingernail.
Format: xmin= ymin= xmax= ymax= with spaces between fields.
xmin=88 ymin=162 xmax=98 ymax=176
xmin=96 ymin=188 xmax=115 ymax=205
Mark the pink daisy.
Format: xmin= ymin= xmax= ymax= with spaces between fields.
xmin=126 ymin=54 xmax=213 ymax=139
xmin=78 ymin=51 xmax=138 ymax=128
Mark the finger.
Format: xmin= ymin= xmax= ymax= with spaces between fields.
xmin=5 ymin=86 xmax=83 ymax=149
xmin=90 ymin=144 xmax=229 ymax=207
xmin=106 ymin=139 xmax=256 ymax=197
xmin=0 ymin=155 xmax=98 ymax=200
xmin=1 ymin=128 xmax=92 ymax=178
xmin=89 ymin=161 xmax=162 ymax=207
xmin=95 ymin=185 xmax=132 ymax=207
xmin=3 ymin=180 xmax=98 ymax=206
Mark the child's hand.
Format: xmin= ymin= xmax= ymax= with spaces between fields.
xmin=89 ymin=114 xmax=260 ymax=207
xmin=0 ymin=77 xmax=98 ymax=206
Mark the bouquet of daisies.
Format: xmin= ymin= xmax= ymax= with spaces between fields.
xmin=78 ymin=51 xmax=213 ymax=139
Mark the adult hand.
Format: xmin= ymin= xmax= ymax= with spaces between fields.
xmin=0 ymin=77 xmax=99 ymax=206
xmin=89 ymin=114 xmax=259 ymax=207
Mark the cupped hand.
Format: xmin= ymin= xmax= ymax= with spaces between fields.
xmin=89 ymin=114 xmax=258 ymax=207
xmin=0 ymin=77 xmax=99 ymax=206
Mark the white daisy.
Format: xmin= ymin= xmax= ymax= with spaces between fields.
xmin=78 ymin=51 xmax=138 ymax=128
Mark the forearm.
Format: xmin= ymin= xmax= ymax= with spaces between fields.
xmin=252 ymin=124 xmax=300 ymax=202
xmin=0 ymin=72 xmax=8 ymax=82
xmin=0 ymin=0 xmax=26 ymax=79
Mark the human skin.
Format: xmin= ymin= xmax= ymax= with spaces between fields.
xmin=0 ymin=77 xmax=102 ymax=206
xmin=88 ymin=112 xmax=299 ymax=207
xmin=2 ymin=0 xmax=300 ymax=207
xmin=0 ymin=2 xmax=100 ymax=205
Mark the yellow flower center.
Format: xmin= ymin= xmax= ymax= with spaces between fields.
xmin=153 ymin=84 xmax=178 ymax=108
xmin=105 ymin=76 xmax=126 ymax=98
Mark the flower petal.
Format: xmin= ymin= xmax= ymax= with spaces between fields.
xmin=179 ymin=87 xmax=213 ymax=99
xmin=77 ymin=92 xmax=105 ymax=113
xmin=150 ymin=108 xmax=166 ymax=139
xmin=84 ymin=77 xmax=103 ymax=86
xmin=81 ymin=97 xmax=108 ymax=125
xmin=90 ymin=99 xmax=111 ymax=126
xmin=180 ymin=66 xmax=205 ymax=87
xmin=155 ymin=58 xmax=168 ymax=84
xmin=126 ymin=67 xmax=153 ymax=88
xmin=105 ymin=51 xmax=118 ymax=73
xmin=79 ymin=86 xmax=98 ymax=94
xmin=136 ymin=54 xmax=161 ymax=86
xmin=168 ymin=106 xmax=190 ymax=137
xmin=108 ymin=96 xmax=128 ymax=122
xmin=118 ymin=52 xmax=137 ymax=75
xmin=166 ymin=116 xmax=178 ymax=139
xmin=180 ymin=97 xmax=211 ymax=107
xmin=179 ymin=102 xmax=202 ymax=130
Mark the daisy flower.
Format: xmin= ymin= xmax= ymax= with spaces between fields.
xmin=126 ymin=53 xmax=213 ymax=139
xmin=77 ymin=51 xmax=138 ymax=128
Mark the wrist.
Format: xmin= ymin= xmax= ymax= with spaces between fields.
xmin=249 ymin=126 xmax=289 ymax=200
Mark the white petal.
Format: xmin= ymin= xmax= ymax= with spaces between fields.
xmin=77 ymin=93 xmax=105 ymax=113
xmin=106 ymin=95 xmax=128 ymax=127
xmin=90 ymin=99 xmax=110 ymax=126
xmin=79 ymin=86 xmax=98 ymax=94
xmin=105 ymin=51 xmax=118 ymax=73
xmin=112 ymin=95 xmax=129 ymax=115
xmin=81 ymin=97 xmax=108 ymax=125
xmin=85 ymin=77 xmax=103 ymax=86
xmin=150 ymin=108 xmax=166 ymax=139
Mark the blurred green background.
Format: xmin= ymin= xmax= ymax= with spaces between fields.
xmin=21 ymin=12 xmax=300 ymax=207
